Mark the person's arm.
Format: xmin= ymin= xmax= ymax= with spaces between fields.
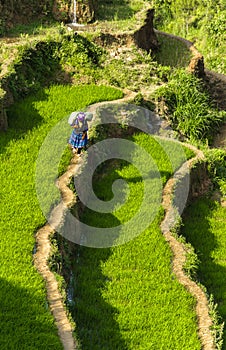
xmin=82 ymin=130 xmax=87 ymax=140
xmin=72 ymin=118 xmax=79 ymax=129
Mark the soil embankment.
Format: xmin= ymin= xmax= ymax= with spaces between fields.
xmin=206 ymin=69 xmax=226 ymax=150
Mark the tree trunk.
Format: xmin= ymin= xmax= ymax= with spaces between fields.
xmin=0 ymin=102 xmax=8 ymax=131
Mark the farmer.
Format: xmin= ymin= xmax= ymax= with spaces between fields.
xmin=68 ymin=111 xmax=89 ymax=155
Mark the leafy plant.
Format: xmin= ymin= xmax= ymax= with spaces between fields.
xmin=153 ymin=0 xmax=226 ymax=74
xmin=58 ymin=33 xmax=104 ymax=68
xmin=205 ymin=148 xmax=226 ymax=197
xmin=3 ymin=40 xmax=61 ymax=100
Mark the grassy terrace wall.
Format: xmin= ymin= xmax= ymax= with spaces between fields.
xmin=0 ymin=29 xmax=102 ymax=130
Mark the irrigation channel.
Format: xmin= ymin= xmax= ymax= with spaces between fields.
xmin=33 ymin=83 xmax=226 ymax=349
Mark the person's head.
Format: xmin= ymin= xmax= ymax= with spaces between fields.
xmin=77 ymin=112 xmax=85 ymax=122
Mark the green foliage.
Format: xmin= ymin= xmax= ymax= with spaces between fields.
xmin=0 ymin=84 xmax=123 ymax=349
xmin=58 ymin=33 xmax=104 ymax=68
xmin=206 ymin=9 xmax=226 ymax=45
xmin=3 ymin=40 xmax=61 ymax=100
xmin=209 ymin=295 xmax=225 ymax=350
xmin=181 ymin=237 xmax=200 ymax=280
xmin=1 ymin=32 xmax=106 ymax=104
xmin=205 ymin=148 xmax=226 ymax=197
xmin=58 ymin=146 xmax=72 ymax=176
xmin=154 ymin=69 xmax=225 ymax=142
xmin=64 ymin=43 xmax=162 ymax=91
xmin=96 ymin=0 xmax=146 ymax=23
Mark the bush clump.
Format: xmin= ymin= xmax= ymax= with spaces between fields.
xmin=205 ymin=148 xmax=226 ymax=197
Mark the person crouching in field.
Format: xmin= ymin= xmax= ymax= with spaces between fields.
xmin=68 ymin=112 xmax=88 ymax=155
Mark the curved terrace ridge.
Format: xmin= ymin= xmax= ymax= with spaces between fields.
xmin=161 ymin=144 xmax=215 ymax=350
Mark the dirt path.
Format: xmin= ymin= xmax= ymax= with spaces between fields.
xmin=33 ymin=90 xmax=137 ymax=350
xmin=161 ymin=145 xmax=215 ymax=350
xmin=33 ymin=156 xmax=83 ymax=350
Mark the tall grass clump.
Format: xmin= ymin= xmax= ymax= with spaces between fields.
xmin=154 ymin=69 xmax=225 ymax=142
xmin=205 ymin=148 xmax=226 ymax=198
xmin=58 ymin=33 xmax=104 ymax=69
xmin=0 ymin=84 xmax=123 ymax=349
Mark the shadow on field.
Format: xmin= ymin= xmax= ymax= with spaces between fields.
xmin=0 ymin=89 xmax=48 ymax=154
xmin=181 ymin=198 xmax=226 ymax=348
xmin=67 ymin=160 xmax=130 ymax=348
xmin=71 ymin=244 xmax=129 ymax=350
xmin=0 ymin=277 xmax=62 ymax=349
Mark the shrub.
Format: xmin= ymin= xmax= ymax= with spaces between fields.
xmin=2 ymin=40 xmax=61 ymax=100
xmin=58 ymin=32 xmax=104 ymax=68
xmin=205 ymin=148 xmax=226 ymax=197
